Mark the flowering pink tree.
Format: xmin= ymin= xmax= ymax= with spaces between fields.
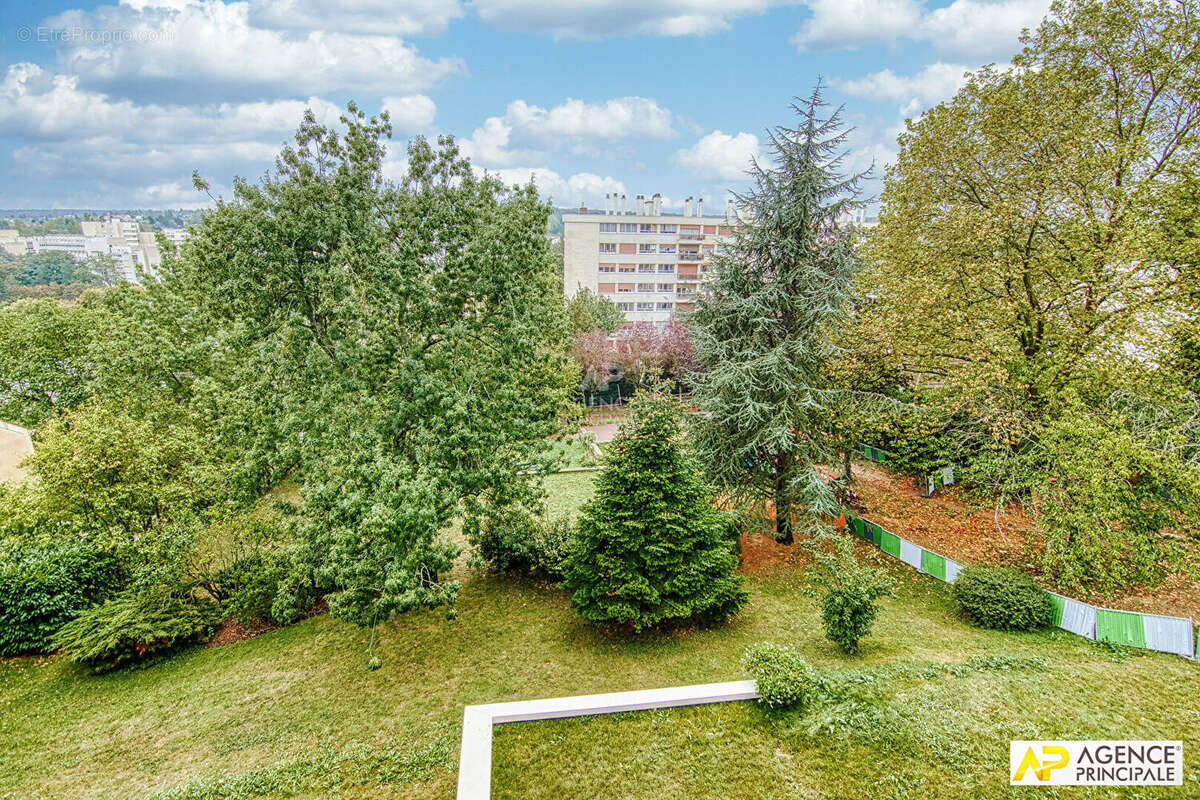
xmin=571 ymin=318 xmax=696 ymax=398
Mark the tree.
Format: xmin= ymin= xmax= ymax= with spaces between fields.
xmin=0 ymin=299 xmax=101 ymax=427
xmin=170 ymin=105 xmax=576 ymax=626
xmin=76 ymin=254 xmax=123 ymax=287
xmin=865 ymin=0 xmax=1198 ymax=412
xmin=566 ymin=287 xmax=625 ymax=334
xmin=690 ymin=85 xmax=870 ymax=543
xmin=561 ymin=391 xmax=747 ymax=632
xmin=16 ymin=251 xmax=78 ymax=285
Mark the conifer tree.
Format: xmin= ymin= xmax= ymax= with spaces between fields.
xmin=562 ymin=391 xmax=747 ymax=632
xmin=690 ymin=83 xmax=870 ymax=543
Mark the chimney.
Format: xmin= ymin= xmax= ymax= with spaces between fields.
xmin=636 ymin=194 xmax=645 ymax=215
xmin=652 ymin=193 xmax=661 ymax=216
xmin=697 ymin=197 xmax=704 ymax=217
xmin=684 ymin=196 xmax=693 ymax=216
xmin=621 ymin=194 xmax=627 ymax=214
xmin=605 ymin=193 xmax=611 ymax=215
xmin=580 ymin=204 xmax=587 ymax=214
xmin=725 ymin=198 xmax=734 ymax=222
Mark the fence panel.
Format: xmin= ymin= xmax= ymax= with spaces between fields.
xmin=1096 ymin=608 xmax=1148 ymax=648
xmin=899 ymin=539 xmax=923 ymax=571
xmin=1142 ymin=614 xmax=1196 ymax=658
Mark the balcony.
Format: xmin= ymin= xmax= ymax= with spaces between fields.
xmin=678 ymin=253 xmax=702 ymax=261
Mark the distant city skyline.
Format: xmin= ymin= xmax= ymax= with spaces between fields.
xmin=1 ymin=0 xmax=1051 ymax=210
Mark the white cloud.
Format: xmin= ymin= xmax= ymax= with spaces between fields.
xmin=674 ymin=130 xmax=760 ymax=181
xmin=461 ymin=96 xmax=675 ymax=168
xmin=382 ymin=94 xmax=437 ymax=131
xmin=248 ymin=0 xmax=464 ymax=36
xmin=835 ymin=62 xmax=971 ymax=116
xmin=793 ymin=0 xmax=1049 ymax=62
xmin=791 ymin=0 xmax=921 ymax=52
xmin=920 ymin=0 xmax=1048 ymax=60
xmin=506 ymin=97 xmax=674 ymax=140
xmin=45 ymin=0 xmax=464 ymax=100
xmin=487 ymin=167 xmax=627 ymax=206
xmin=471 ymin=0 xmax=788 ymax=38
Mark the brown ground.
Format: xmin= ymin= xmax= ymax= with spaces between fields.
xmin=207 ymin=617 xmax=279 ymax=648
xmin=736 ymin=459 xmax=1200 ymax=621
xmin=0 ymin=426 xmax=33 ymax=483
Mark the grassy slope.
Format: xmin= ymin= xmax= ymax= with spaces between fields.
xmin=1 ymin=473 xmax=1198 ymax=800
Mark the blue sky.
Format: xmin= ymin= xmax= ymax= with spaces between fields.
xmin=0 ymin=0 xmax=1049 ymax=210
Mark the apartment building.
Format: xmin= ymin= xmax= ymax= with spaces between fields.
xmin=13 ymin=216 xmax=189 ymax=284
xmin=563 ymin=192 xmax=737 ymax=325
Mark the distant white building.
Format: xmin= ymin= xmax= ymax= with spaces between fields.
xmin=563 ymin=192 xmax=739 ymax=325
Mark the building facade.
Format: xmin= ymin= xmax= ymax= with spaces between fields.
xmin=7 ymin=216 xmax=189 ymax=284
xmin=563 ymin=192 xmax=737 ymax=325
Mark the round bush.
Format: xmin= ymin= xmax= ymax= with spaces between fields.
xmin=821 ymin=587 xmax=880 ymax=654
xmin=951 ymin=564 xmax=1053 ymax=631
xmin=741 ymin=642 xmax=816 ymax=710
xmin=0 ymin=540 xmax=124 ymax=656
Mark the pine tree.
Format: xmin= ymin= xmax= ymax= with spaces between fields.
xmin=690 ymin=83 xmax=869 ymax=544
xmin=561 ymin=391 xmax=747 ymax=632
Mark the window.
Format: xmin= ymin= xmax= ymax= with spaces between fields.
xmin=598 ymin=265 xmax=616 ymax=273
xmin=658 ymin=264 xmax=674 ymax=273
xmin=619 ymin=223 xmax=637 ymax=233
xmin=657 ymin=283 xmax=673 ymax=292
xmin=616 ymin=303 xmax=633 ymax=311
xmin=618 ymin=265 xmax=637 ymax=273
xmin=637 ymin=283 xmax=655 ymax=292
xmin=703 ymin=225 xmax=717 ymax=234
xmin=659 ymin=224 xmax=677 ymax=233
xmin=638 ymin=243 xmax=656 ymax=253
xmin=681 ymin=225 xmax=700 ymax=233
xmin=638 ymin=264 xmax=656 ymax=273
xmin=639 ymin=223 xmax=657 ymax=233
xmin=597 ymin=283 xmax=616 ymax=293
xmin=659 ymin=244 xmax=676 ymax=253
xmin=636 ymin=302 xmax=655 ymax=312
xmin=657 ymin=302 xmax=673 ymax=311
xmin=599 ymin=243 xmax=616 ymax=253
xmin=618 ymin=286 xmax=634 ymax=293
xmin=599 ymin=223 xmax=617 ymax=232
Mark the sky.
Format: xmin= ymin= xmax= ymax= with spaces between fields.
xmin=0 ymin=0 xmax=1050 ymax=211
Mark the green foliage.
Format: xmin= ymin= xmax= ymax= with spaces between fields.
xmin=52 ymin=588 xmax=222 ymax=671
xmin=561 ymin=391 xmax=747 ymax=632
xmin=0 ymin=540 xmax=124 ymax=656
xmin=740 ymin=641 xmax=816 ymax=710
xmin=1032 ymin=405 xmax=1197 ymax=594
xmin=174 ymin=106 xmax=575 ymax=627
xmin=566 ymin=287 xmax=625 ymax=334
xmin=0 ymin=298 xmax=100 ymax=426
xmin=477 ymin=511 xmax=573 ymax=578
xmin=951 ymin=564 xmax=1053 ymax=631
xmin=213 ymin=553 xmax=289 ymax=627
xmin=27 ymin=399 xmax=229 ymax=545
xmin=806 ymin=531 xmax=893 ymax=654
xmin=689 ymin=84 xmax=873 ymax=543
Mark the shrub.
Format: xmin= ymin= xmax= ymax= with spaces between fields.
xmin=0 ymin=540 xmax=124 ymax=656
xmin=951 ymin=564 xmax=1053 ymax=631
xmin=52 ymin=589 xmax=221 ymax=671
xmin=822 ymin=587 xmax=881 ymax=655
xmin=477 ymin=512 xmax=573 ymax=579
xmin=741 ymin=642 xmax=816 ymax=710
xmin=213 ymin=553 xmax=289 ymax=626
xmin=561 ymin=392 xmax=747 ymax=632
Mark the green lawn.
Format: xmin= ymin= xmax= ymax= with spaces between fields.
xmin=1 ymin=472 xmax=1198 ymax=800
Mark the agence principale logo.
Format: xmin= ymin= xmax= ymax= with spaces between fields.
xmin=1010 ymin=741 xmax=1183 ymax=786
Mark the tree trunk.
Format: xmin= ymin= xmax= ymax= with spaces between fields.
xmin=842 ymin=447 xmax=852 ymax=484
xmin=774 ymin=459 xmax=793 ymax=544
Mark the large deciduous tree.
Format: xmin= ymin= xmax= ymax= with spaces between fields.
xmin=865 ymin=0 xmax=1199 ymax=409
xmin=689 ymin=86 xmax=869 ymax=543
xmin=169 ymin=106 xmax=576 ymax=625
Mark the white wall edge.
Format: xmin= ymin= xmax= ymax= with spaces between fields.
xmin=456 ymin=679 xmax=758 ymax=799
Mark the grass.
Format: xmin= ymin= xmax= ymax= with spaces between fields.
xmin=1 ymin=471 xmax=1198 ymax=799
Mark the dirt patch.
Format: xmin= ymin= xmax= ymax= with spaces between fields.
xmin=846 ymin=459 xmax=1200 ymax=620
xmin=207 ymin=617 xmax=278 ymax=648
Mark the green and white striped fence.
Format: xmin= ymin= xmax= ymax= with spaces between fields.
xmin=842 ymin=512 xmax=1196 ymax=660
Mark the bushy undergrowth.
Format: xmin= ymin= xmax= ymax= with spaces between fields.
xmin=951 ymin=564 xmax=1053 ymax=631
xmin=0 ymin=540 xmax=124 ymax=656
xmin=741 ymin=642 xmax=816 ymax=710
xmin=52 ymin=589 xmax=222 ymax=671
xmin=477 ymin=512 xmax=573 ymax=579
